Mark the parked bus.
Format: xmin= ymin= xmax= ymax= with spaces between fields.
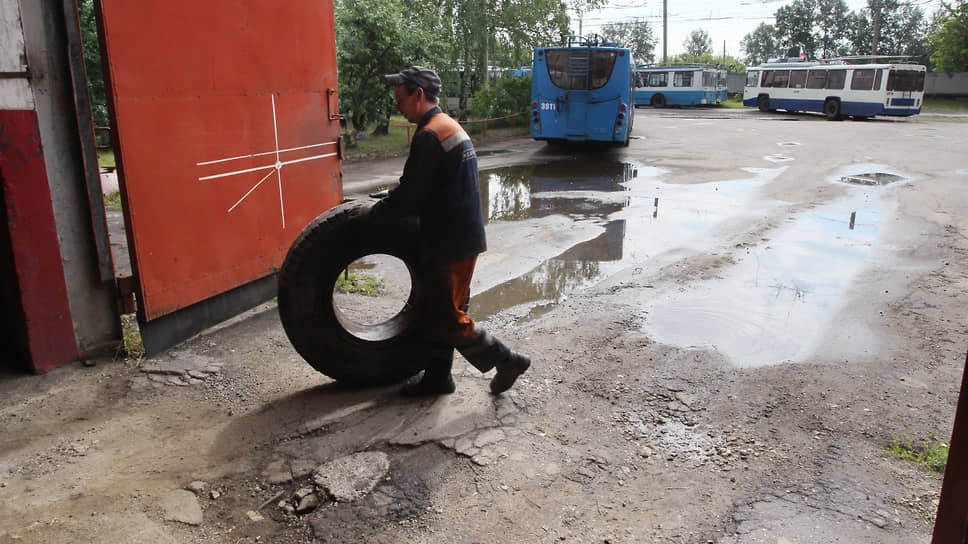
xmin=743 ymin=58 xmax=926 ymax=120
xmin=530 ymin=36 xmax=634 ymax=146
xmin=633 ymin=65 xmax=727 ymax=107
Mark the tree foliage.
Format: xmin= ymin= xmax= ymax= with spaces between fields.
xmin=850 ymin=0 xmax=930 ymax=60
xmin=77 ymin=0 xmax=108 ymax=128
xmin=741 ymin=23 xmax=779 ymax=66
xmin=471 ymin=74 xmax=532 ymax=118
xmin=335 ymin=0 xmax=442 ymax=142
xmin=600 ymin=20 xmax=657 ymax=65
xmin=930 ymin=0 xmax=968 ymax=71
xmin=741 ymin=0 xmax=930 ymax=63
xmin=668 ymin=52 xmax=746 ymax=73
xmin=683 ymin=29 xmax=713 ymax=57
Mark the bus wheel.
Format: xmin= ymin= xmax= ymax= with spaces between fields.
xmin=651 ymin=94 xmax=666 ymax=108
xmin=824 ymin=99 xmax=842 ymax=121
xmin=278 ymin=201 xmax=427 ymax=386
xmin=757 ymin=95 xmax=770 ymax=112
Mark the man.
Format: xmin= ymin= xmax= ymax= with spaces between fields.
xmin=358 ymin=66 xmax=530 ymax=396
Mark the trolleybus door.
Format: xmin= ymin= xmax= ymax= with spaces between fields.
xmin=565 ymin=92 xmax=588 ymax=138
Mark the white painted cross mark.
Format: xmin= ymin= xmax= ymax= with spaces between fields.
xmin=197 ymin=95 xmax=338 ymax=229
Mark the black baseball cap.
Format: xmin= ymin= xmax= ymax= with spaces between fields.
xmin=385 ymin=66 xmax=442 ymax=97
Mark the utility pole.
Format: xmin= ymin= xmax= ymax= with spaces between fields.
xmin=872 ymin=0 xmax=881 ymax=56
xmin=663 ymin=0 xmax=668 ymax=64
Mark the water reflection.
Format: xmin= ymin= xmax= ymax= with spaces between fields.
xmin=471 ymin=159 xmax=776 ymax=322
xmin=479 ymin=161 xmax=634 ymax=222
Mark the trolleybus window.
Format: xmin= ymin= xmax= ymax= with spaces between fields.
xmin=887 ymin=70 xmax=925 ymax=92
xmin=746 ymin=70 xmax=759 ymax=87
xmin=825 ymin=70 xmax=846 ymax=89
xmin=806 ymin=70 xmax=826 ymax=89
xmin=674 ymin=71 xmax=693 ymax=87
xmin=647 ymin=72 xmax=667 ymax=87
xmin=762 ymin=70 xmax=790 ymax=88
xmin=851 ymin=69 xmax=875 ymax=90
xmin=790 ymin=70 xmax=807 ymax=88
xmin=546 ymin=50 xmax=618 ymax=90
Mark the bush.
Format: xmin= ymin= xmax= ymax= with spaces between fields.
xmin=471 ymin=75 xmax=532 ymax=119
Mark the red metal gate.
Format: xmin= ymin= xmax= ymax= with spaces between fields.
xmin=95 ymin=0 xmax=343 ymax=351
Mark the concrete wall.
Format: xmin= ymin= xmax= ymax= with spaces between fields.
xmin=926 ymin=72 xmax=968 ymax=96
xmin=0 ymin=0 xmax=32 ymax=109
xmin=21 ymin=0 xmax=120 ymax=356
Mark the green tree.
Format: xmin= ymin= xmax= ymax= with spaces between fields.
xmin=439 ymin=0 xmax=570 ymax=119
xmin=774 ymin=0 xmax=818 ymax=55
xmin=668 ymin=52 xmax=746 ymax=73
xmin=472 ymin=74 xmax=532 ymax=118
xmin=77 ymin=0 xmax=108 ymax=128
xmin=930 ymin=0 xmax=968 ymax=71
xmin=683 ymin=29 xmax=713 ymax=57
xmin=335 ymin=0 xmax=441 ymax=142
xmin=741 ymin=23 xmax=779 ymax=65
xmin=849 ymin=0 xmax=929 ymax=60
xmin=816 ymin=0 xmax=852 ymax=58
xmin=600 ymin=20 xmax=657 ymax=65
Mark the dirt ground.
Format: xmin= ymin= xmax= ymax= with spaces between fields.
xmin=2 ymin=109 xmax=967 ymax=543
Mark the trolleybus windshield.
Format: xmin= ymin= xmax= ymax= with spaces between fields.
xmin=546 ymin=49 xmax=618 ymax=90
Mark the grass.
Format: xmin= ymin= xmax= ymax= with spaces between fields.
xmin=720 ymin=95 xmax=747 ymax=109
xmin=334 ymin=271 xmax=384 ymax=296
xmin=98 ymin=149 xmax=116 ymax=168
xmin=342 ymin=113 xmax=530 ymax=162
xmin=922 ymin=96 xmax=968 ymax=112
xmin=118 ymin=313 xmax=145 ymax=363
xmin=885 ymin=433 xmax=949 ymax=473
xmin=103 ymin=191 xmax=122 ymax=211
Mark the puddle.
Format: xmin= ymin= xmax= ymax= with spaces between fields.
xmin=828 ymin=163 xmax=913 ymax=187
xmin=471 ymin=160 xmax=784 ymax=322
xmin=643 ymin=190 xmax=887 ymax=367
xmin=839 ymin=173 xmax=905 ymax=186
xmin=764 ymin=154 xmax=794 ymax=163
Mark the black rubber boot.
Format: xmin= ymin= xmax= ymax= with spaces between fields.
xmin=401 ymin=347 xmax=456 ymax=396
xmin=489 ymin=351 xmax=531 ymax=394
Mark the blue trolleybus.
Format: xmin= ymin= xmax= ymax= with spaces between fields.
xmin=633 ymin=65 xmax=727 ymax=107
xmin=530 ymin=36 xmax=634 ymax=146
xmin=743 ymin=58 xmax=926 ymax=120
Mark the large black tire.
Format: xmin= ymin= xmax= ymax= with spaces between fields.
xmin=651 ymin=94 xmax=666 ymax=108
xmin=823 ymin=98 xmax=842 ymax=121
xmin=757 ymin=95 xmax=770 ymax=112
xmin=277 ymin=201 xmax=427 ymax=385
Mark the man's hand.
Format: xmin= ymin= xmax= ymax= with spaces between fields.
xmin=348 ymin=202 xmax=373 ymax=221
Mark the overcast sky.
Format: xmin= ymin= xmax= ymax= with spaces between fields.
xmin=574 ymin=0 xmax=943 ymax=59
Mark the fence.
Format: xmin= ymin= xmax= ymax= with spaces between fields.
xmin=394 ymin=112 xmax=528 ymax=145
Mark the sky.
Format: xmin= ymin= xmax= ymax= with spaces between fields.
xmin=573 ymin=0 xmax=944 ymax=60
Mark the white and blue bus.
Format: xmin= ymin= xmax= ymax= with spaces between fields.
xmin=530 ymin=36 xmax=634 ymax=146
xmin=633 ymin=65 xmax=727 ymax=107
xmin=743 ymin=59 xmax=926 ymax=120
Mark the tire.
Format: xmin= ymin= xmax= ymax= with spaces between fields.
xmin=651 ymin=94 xmax=666 ymax=108
xmin=757 ymin=95 xmax=770 ymax=112
xmin=277 ymin=201 xmax=427 ymax=385
xmin=823 ymin=98 xmax=842 ymax=121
